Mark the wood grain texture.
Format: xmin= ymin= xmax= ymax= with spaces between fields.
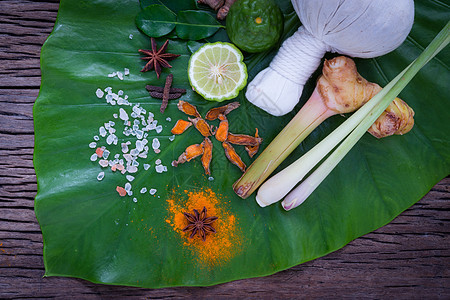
xmin=0 ymin=0 xmax=449 ymax=298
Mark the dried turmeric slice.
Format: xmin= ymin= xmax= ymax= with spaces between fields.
xmin=223 ymin=141 xmax=246 ymax=172
xmin=172 ymin=143 xmax=204 ymax=166
xmin=177 ymin=100 xmax=201 ymax=118
xmin=205 ymin=101 xmax=240 ymax=120
xmin=245 ymin=128 xmax=260 ymax=158
xmin=171 ymin=119 xmax=192 ymax=135
xmin=189 ymin=117 xmax=213 ymax=137
xmin=227 ymin=131 xmax=262 ymax=146
xmin=201 ymin=137 xmax=213 ymax=175
xmin=215 ymin=114 xmax=229 ymax=142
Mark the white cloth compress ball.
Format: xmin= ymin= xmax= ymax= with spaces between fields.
xmin=246 ymin=0 xmax=415 ymax=116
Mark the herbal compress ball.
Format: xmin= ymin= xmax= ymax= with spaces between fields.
xmin=226 ymin=0 xmax=283 ymax=53
xmin=245 ymin=0 xmax=414 ymax=116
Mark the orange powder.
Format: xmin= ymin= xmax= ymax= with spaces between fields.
xmin=166 ymin=187 xmax=242 ymax=267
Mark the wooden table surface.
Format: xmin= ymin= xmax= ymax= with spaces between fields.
xmin=1 ymin=0 xmax=449 ymax=298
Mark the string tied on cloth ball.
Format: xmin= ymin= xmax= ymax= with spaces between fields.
xmin=245 ymin=0 xmax=415 ymax=116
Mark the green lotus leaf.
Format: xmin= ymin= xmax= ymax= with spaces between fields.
xmin=34 ymin=0 xmax=449 ymax=288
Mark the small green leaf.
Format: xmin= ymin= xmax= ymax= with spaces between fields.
xmin=176 ymin=10 xmax=224 ymax=40
xmin=135 ymin=4 xmax=176 ymax=38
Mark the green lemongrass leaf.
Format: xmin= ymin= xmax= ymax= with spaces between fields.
xmin=135 ymin=4 xmax=176 ymax=38
xmin=176 ymin=10 xmax=224 ymax=40
xmin=282 ymin=21 xmax=450 ymax=211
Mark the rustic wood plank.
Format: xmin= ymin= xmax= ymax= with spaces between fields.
xmin=0 ymin=0 xmax=449 ymax=298
xmin=0 ymin=0 xmax=59 ymax=88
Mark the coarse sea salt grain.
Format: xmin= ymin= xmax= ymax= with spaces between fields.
xmin=119 ymin=108 xmax=129 ymax=121
xmin=126 ymin=175 xmax=135 ymax=182
xmin=121 ymin=143 xmax=129 ymax=153
xmin=136 ymin=140 xmax=144 ymax=152
xmin=155 ymin=159 xmax=161 ymax=165
xmin=166 ymin=117 xmax=171 ymax=122
xmin=89 ymin=142 xmax=97 ymax=148
xmin=93 ymin=135 xmax=100 ymax=141
xmin=125 ymin=182 xmax=132 ymax=191
xmin=152 ymin=138 xmax=160 ymax=150
xmin=97 ymin=172 xmax=105 ymax=181
xmin=102 ymin=149 xmax=110 ymax=159
xmin=140 ymin=187 xmax=147 ymax=194
xmin=124 ymin=68 xmax=130 ymax=76
xmin=169 ymin=135 xmax=175 ymax=142
xmin=106 ymin=134 xmax=114 ymax=145
xmin=130 ymin=149 xmax=139 ymax=156
xmin=127 ymin=165 xmax=138 ymax=173
xmin=99 ymin=159 xmax=109 ymax=167
xmin=143 ymin=163 xmax=150 ymax=170
xmin=96 ymin=88 xmax=104 ymax=98
xmin=149 ymin=189 xmax=157 ymax=195
xmin=90 ymin=153 xmax=98 ymax=162
xmin=117 ymin=72 xmax=124 ymax=81
xmin=155 ymin=125 xmax=163 ymax=133
xmin=133 ymin=197 xmax=137 ymax=203
xmin=108 ymin=72 xmax=116 ymax=78
xmin=129 ymin=34 xmax=133 ymax=39
xmin=208 ymin=176 xmax=214 ymax=181
xmin=99 ymin=126 xmax=107 ymax=137
xmin=155 ymin=165 xmax=165 ymax=173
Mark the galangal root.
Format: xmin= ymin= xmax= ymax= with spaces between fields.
xmin=197 ymin=0 xmax=237 ymax=20
xmin=315 ymin=56 xmax=415 ymax=138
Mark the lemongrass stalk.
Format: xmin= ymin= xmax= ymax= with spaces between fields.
xmin=255 ymin=69 xmax=407 ymax=207
xmin=233 ymin=93 xmax=336 ymax=198
xmin=281 ymin=21 xmax=450 ymax=211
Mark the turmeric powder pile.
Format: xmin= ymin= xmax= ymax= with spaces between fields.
xmin=166 ymin=187 xmax=242 ymax=266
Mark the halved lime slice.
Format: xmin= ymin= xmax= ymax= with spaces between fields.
xmin=188 ymin=42 xmax=247 ymax=102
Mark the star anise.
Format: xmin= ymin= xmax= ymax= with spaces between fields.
xmin=138 ymin=38 xmax=180 ymax=79
xmin=182 ymin=206 xmax=218 ymax=241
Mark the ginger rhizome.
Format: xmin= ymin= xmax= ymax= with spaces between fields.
xmin=197 ymin=0 xmax=237 ymax=20
xmin=234 ymin=56 xmax=415 ymax=199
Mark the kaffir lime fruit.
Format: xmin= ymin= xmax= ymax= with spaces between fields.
xmin=226 ymin=0 xmax=283 ymax=53
xmin=188 ymin=42 xmax=247 ymax=102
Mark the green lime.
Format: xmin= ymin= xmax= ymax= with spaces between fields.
xmin=226 ymin=0 xmax=284 ymax=53
xmin=188 ymin=42 xmax=248 ymax=102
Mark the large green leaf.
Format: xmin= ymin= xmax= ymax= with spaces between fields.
xmin=34 ymin=0 xmax=449 ymax=288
